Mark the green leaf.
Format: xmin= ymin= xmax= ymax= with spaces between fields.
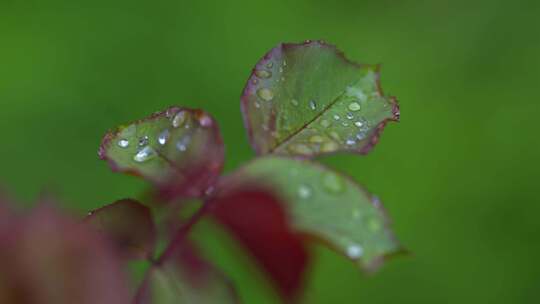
xmin=99 ymin=106 xmax=224 ymax=199
xmin=86 ymin=199 xmax=156 ymax=260
xmin=241 ymin=41 xmax=399 ymax=157
xmin=224 ymin=156 xmax=402 ymax=270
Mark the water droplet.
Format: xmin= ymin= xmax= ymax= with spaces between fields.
xmin=291 ymin=99 xmax=299 ymax=106
xmin=354 ymin=121 xmax=364 ymax=128
xmin=346 ymin=112 xmax=354 ymax=120
xmin=138 ymin=136 xmax=149 ymax=147
xmin=346 ymin=138 xmax=356 ymax=146
xmin=309 ymin=135 xmax=324 ymax=144
xmin=117 ymin=139 xmax=129 ymax=148
xmin=322 ymin=173 xmax=344 ymax=193
xmin=356 ymin=132 xmax=366 ymax=140
xmin=348 ymin=102 xmax=361 ymax=111
xmin=176 ymin=136 xmax=190 ymax=152
xmin=309 ymin=100 xmax=317 ymax=110
xmin=158 ymin=130 xmax=169 ymax=145
xmin=346 ymin=244 xmax=363 ymax=259
xmin=321 ymin=140 xmax=338 ymax=152
xmin=133 ymin=146 xmax=156 ymax=163
xmin=305 ymin=39 xmax=312 ymax=43
xmin=288 ymin=143 xmax=313 ymax=155
xmin=254 ymin=101 xmax=261 ymax=108
xmin=320 ymin=119 xmax=331 ymax=128
xmin=257 ymin=88 xmax=274 ymax=101
xmin=172 ymin=111 xmax=187 ymax=128
xmin=199 ymin=114 xmax=213 ymax=127
xmin=341 ymin=121 xmax=349 ymax=127
xmin=266 ymin=62 xmax=273 ymax=68
xmin=252 ymin=78 xmax=259 ymax=85
xmin=255 ymin=69 xmax=272 ymax=78
xmin=333 ymin=114 xmax=341 ymax=121
xmin=283 ymin=60 xmax=287 ymax=66
xmin=279 ymin=67 xmax=284 ymax=73
xmin=297 ymin=184 xmax=312 ymax=199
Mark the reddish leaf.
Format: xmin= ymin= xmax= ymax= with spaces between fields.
xmin=135 ymin=239 xmax=239 ymax=304
xmin=86 ymin=199 xmax=156 ymax=260
xmin=208 ymin=187 xmax=310 ymax=301
xmin=99 ymin=106 xmax=224 ymax=199
xmin=0 ymin=204 xmax=130 ymax=304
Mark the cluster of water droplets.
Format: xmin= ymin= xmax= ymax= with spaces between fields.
xmin=284 ymin=84 xmax=373 ymax=155
xmin=113 ymin=109 xmax=213 ymax=163
xmin=289 ymin=167 xmax=372 ymax=260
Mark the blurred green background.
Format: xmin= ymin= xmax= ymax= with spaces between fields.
xmin=1 ymin=0 xmax=539 ymax=303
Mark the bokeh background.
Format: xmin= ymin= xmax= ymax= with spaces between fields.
xmin=1 ymin=0 xmax=539 ymax=303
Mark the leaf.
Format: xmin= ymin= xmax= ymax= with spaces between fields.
xmin=86 ymin=199 xmax=156 ymax=260
xmin=99 ymin=106 xmax=224 ymax=199
xmin=241 ymin=40 xmax=399 ymax=157
xmin=224 ymin=156 xmax=402 ymax=271
xmin=135 ymin=240 xmax=239 ymax=304
xmin=0 ymin=204 xmax=131 ymax=304
xmin=208 ymin=188 xmax=309 ymax=301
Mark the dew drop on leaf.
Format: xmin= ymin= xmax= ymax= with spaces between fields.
xmin=354 ymin=121 xmax=364 ymax=128
xmin=348 ymin=102 xmax=361 ymax=111
xmin=176 ymin=136 xmax=190 ymax=152
xmin=321 ymin=140 xmax=338 ymax=153
xmin=291 ymin=99 xmax=299 ymax=106
xmin=138 ymin=136 xmax=149 ymax=147
xmin=257 ymin=88 xmax=274 ymax=101
xmin=255 ymin=70 xmax=272 ymax=78
xmin=158 ymin=129 xmax=169 ymax=145
xmin=333 ymin=114 xmax=341 ymax=121
xmin=297 ymin=184 xmax=312 ymax=199
xmin=346 ymin=112 xmax=354 ymax=120
xmin=309 ymin=135 xmax=324 ymax=144
xmin=346 ymin=138 xmax=356 ymax=146
xmin=309 ymin=100 xmax=317 ymax=110
xmin=346 ymin=244 xmax=364 ymax=259
xmin=172 ymin=111 xmax=187 ymax=128
xmin=117 ymin=139 xmax=129 ymax=148
xmin=133 ymin=146 xmax=156 ymax=163
xmin=322 ymin=173 xmax=344 ymax=194
xmin=320 ymin=119 xmax=331 ymax=128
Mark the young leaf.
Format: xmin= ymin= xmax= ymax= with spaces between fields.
xmin=99 ymin=106 xmax=224 ymax=199
xmin=208 ymin=188 xmax=309 ymax=301
xmin=136 ymin=240 xmax=239 ymax=304
xmin=0 ymin=204 xmax=131 ymax=304
xmin=241 ymin=41 xmax=399 ymax=157
xmin=224 ymin=156 xmax=402 ymax=271
xmin=86 ymin=199 xmax=156 ymax=260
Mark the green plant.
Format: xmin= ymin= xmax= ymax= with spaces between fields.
xmin=0 ymin=40 xmax=402 ymax=304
